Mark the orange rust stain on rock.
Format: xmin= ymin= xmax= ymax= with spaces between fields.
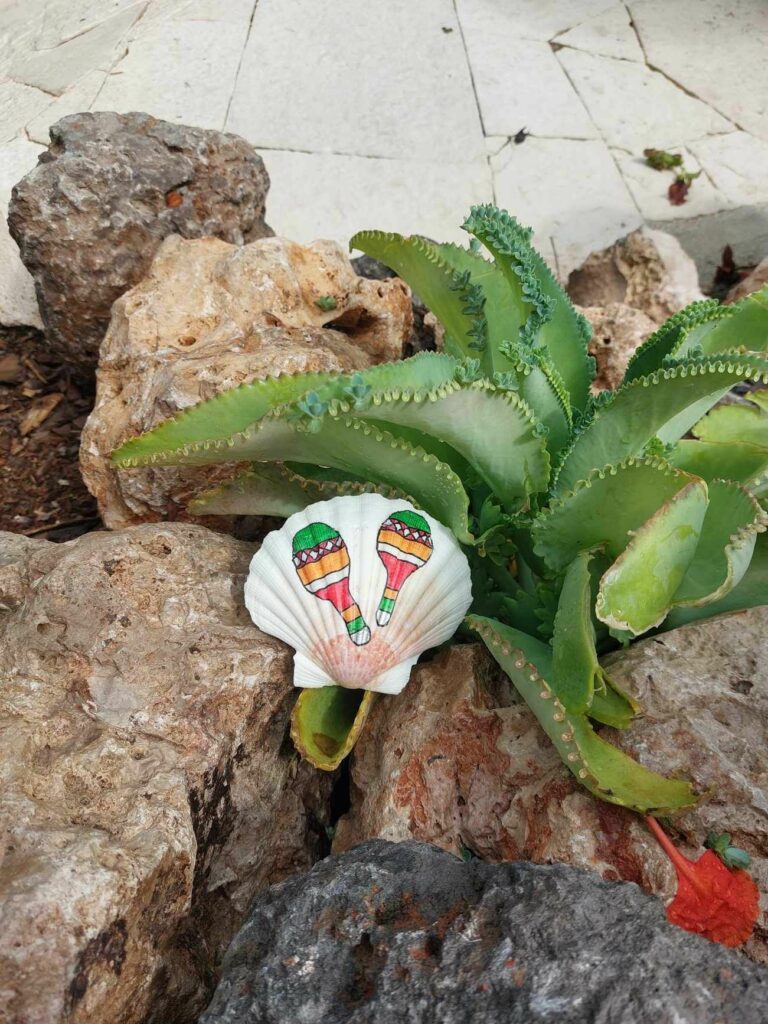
xmin=594 ymin=801 xmax=648 ymax=886
xmin=524 ymin=775 xmax=575 ymax=860
xmin=392 ymin=702 xmax=514 ymax=846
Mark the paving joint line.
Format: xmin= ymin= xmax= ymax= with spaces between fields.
xmin=224 ymin=0 xmax=261 ymax=130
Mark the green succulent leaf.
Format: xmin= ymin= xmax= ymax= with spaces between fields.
xmin=554 ymin=357 xmax=768 ymax=495
xmin=551 ymin=550 xmax=600 ymax=714
xmin=291 ymin=687 xmax=377 ymax=771
xmin=356 ymin=378 xmax=550 ymax=508
xmin=119 ymin=405 xmax=473 ymax=542
xmin=692 ymin=395 xmax=768 ymax=448
xmin=596 ymin=477 xmax=708 ymax=634
xmin=462 ymin=205 xmax=594 ymax=412
xmin=588 ymin=675 xmax=640 ymax=730
xmin=667 ymin=439 xmax=768 ymax=492
xmin=469 ymin=615 xmax=698 ymax=814
xmin=663 ymin=532 xmax=768 ymax=629
xmin=676 ymin=284 xmax=768 ymax=359
xmin=349 ymin=231 xmax=487 ymax=359
xmin=623 ymin=301 xmax=723 ymax=384
xmin=623 ymin=287 xmax=768 ymax=384
xmin=188 ymin=463 xmax=410 ymax=518
xmin=533 ymin=457 xmax=703 ymax=573
xmin=671 ymin=479 xmax=766 ymax=607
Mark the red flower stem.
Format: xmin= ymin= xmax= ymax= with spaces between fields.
xmin=644 ymin=815 xmax=707 ymax=894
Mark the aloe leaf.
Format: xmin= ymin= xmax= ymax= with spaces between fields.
xmin=748 ymin=388 xmax=768 ymax=412
xmin=589 ymin=674 xmax=639 ymax=729
xmin=692 ymin=398 xmax=768 ymax=448
xmin=462 ymin=205 xmax=593 ymax=412
xmin=469 ymin=615 xmax=698 ymax=813
xmin=663 ymin=532 xmax=768 ymax=628
xmin=551 ymin=551 xmax=599 ymax=714
xmin=671 ymin=479 xmax=766 ymax=607
xmin=508 ymin=351 xmax=573 ymax=457
xmin=533 ymin=457 xmax=702 ymax=573
xmin=554 ymin=357 xmax=768 ymax=494
xmin=596 ymin=478 xmax=708 ymax=634
xmin=112 ymin=369 xmax=338 ymax=466
xmin=676 ymin=284 xmax=768 ymax=358
xmin=431 ymin=241 xmax=526 ymax=377
xmin=290 ymin=687 xmax=377 ymax=771
xmin=667 ymin=438 xmax=768 ymax=491
xmin=188 ymin=464 xmax=410 ymax=517
xmin=117 ymin=405 xmax=473 ymax=540
xmin=349 ymin=231 xmax=486 ymax=359
xmin=357 ymin=379 xmax=550 ymax=508
xmin=623 ymin=300 xmax=721 ymax=384
xmin=112 ymin=352 xmax=460 ymax=468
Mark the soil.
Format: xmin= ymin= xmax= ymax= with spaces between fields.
xmin=0 ymin=326 xmax=99 ymax=540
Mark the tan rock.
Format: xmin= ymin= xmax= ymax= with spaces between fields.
xmin=335 ymin=608 xmax=768 ymax=964
xmin=567 ymin=227 xmax=704 ymax=323
xmin=580 ymin=302 xmax=657 ymax=390
xmin=0 ymin=523 xmax=331 ymax=1024
xmin=726 ymin=256 xmax=768 ymax=303
xmin=80 ymin=235 xmax=412 ymax=529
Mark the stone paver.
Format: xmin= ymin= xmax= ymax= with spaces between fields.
xmin=552 ymin=5 xmax=643 ymax=63
xmin=493 ymin=137 xmax=642 ymax=278
xmin=0 ymin=0 xmax=766 ymax=327
xmin=263 ymin=149 xmax=493 ymax=247
xmin=227 ymin=0 xmax=485 ymax=163
xmin=557 ymin=48 xmax=734 ymax=153
xmin=629 ymin=0 xmax=768 ymax=143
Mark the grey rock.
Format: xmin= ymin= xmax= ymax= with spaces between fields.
xmin=201 ymin=840 xmax=768 ymax=1024
xmin=8 ymin=112 xmax=272 ymax=371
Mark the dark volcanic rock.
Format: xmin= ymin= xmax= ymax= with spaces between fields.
xmin=201 ymin=840 xmax=768 ymax=1024
xmin=8 ymin=111 xmax=272 ymax=371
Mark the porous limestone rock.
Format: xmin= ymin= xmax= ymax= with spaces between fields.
xmin=335 ymin=608 xmax=768 ymax=964
xmin=201 ymin=840 xmax=768 ymax=1024
xmin=80 ymin=234 xmax=412 ymax=529
xmin=727 ymin=256 xmax=768 ymax=303
xmin=567 ymin=227 xmax=704 ymax=323
xmin=579 ymin=302 xmax=657 ymax=390
xmin=0 ymin=523 xmax=331 ymax=1024
xmin=8 ymin=112 xmax=273 ymax=369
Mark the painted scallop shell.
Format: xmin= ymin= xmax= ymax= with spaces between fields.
xmin=244 ymin=493 xmax=472 ymax=695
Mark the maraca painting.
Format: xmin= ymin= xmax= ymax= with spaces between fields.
xmin=292 ymin=522 xmax=371 ymax=646
xmin=375 ymin=510 xmax=433 ymax=627
xmin=245 ymin=493 xmax=472 ymax=697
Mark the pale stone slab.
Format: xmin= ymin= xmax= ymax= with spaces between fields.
xmin=493 ymin=137 xmax=642 ymax=278
xmin=93 ymin=17 xmax=248 ymax=131
xmin=7 ymin=3 xmax=146 ymax=97
xmin=629 ymin=0 xmax=768 ymax=143
xmin=553 ymin=4 xmax=643 ymax=62
xmin=615 ymin=147 xmax=732 ymax=221
xmin=456 ymin=0 xmax=620 ymax=43
xmin=25 ymin=70 xmax=107 ymax=145
xmin=227 ymin=0 xmax=485 ymax=162
xmin=260 ymin=149 xmax=493 ymax=247
xmin=687 ymin=132 xmax=768 ymax=207
xmin=456 ymin=25 xmax=597 ymax=139
xmin=0 ymin=138 xmax=44 ymax=327
xmin=557 ymin=48 xmax=733 ymax=152
xmin=0 ymin=79 xmax=51 ymax=145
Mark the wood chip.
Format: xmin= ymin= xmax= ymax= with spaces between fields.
xmin=19 ymin=393 xmax=64 ymax=437
xmin=0 ymin=353 xmax=22 ymax=383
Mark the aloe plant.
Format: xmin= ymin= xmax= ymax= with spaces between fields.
xmin=113 ymin=205 xmax=768 ymax=815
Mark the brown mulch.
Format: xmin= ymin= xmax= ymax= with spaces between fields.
xmin=0 ymin=326 xmax=100 ymax=541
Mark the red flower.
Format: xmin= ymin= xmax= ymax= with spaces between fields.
xmin=646 ymin=816 xmax=760 ymax=947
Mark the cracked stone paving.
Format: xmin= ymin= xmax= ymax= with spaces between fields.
xmin=1 ymin=0 xmax=767 ymax=329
